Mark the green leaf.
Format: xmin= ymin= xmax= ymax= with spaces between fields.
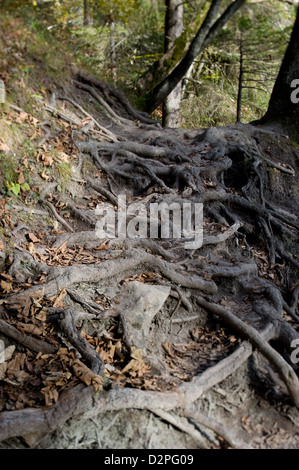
xmin=10 ymin=183 xmax=20 ymax=196
xmin=32 ymin=94 xmax=44 ymax=100
xmin=21 ymin=183 xmax=30 ymax=191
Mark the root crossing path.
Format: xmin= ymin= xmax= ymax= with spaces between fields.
xmin=0 ymin=72 xmax=299 ymax=449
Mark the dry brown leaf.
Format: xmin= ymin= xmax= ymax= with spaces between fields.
xmin=35 ymin=309 xmax=47 ymax=322
xmin=16 ymin=322 xmax=43 ymax=336
xmin=72 ymin=358 xmax=103 ymax=391
xmin=17 ymin=111 xmax=28 ymax=122
xmin=93 ymin=241 xmax=110 ymax=251
xmin=0 ymin=279 xmax=13 ymax=293
xmin=0 ymin=239 xmax=5 ymax=250
xmin=1 ymin=273 xmax=14 ymax=282
xmin=0 ymin=363 xmax=7 ymax=381
xmin=18 ymin=172 xmax=25 ymax=184
xmin=0 ymin=345 xmax=15 ymax=363
xmin=40 ymin=169 xmax=50 ymax=180
xmin=11 ymin=369 xmax=31 ymax=384
xmin=0 ymin=142 xmax=10 ymax=152
xmin=42 ymin=370 xmax=72 ymax=386
xmin=27 ymin=232 xmax=40 ymax=243
xmin=57 ymin=152 xmax=69 ymax=162
xmin=55 ymin=240 xmax=68 ymax=253
xmin=6 ymin=353 xmax=26 ymax=374
xmin=122 ymin=348 xmax=151 ymax=377
xmin=52 ymin=287 xmax=67 ymax=307
xmin=28 ymin=242 xmax=35 ymax=254
xmin=163 ymin=342 xmax=175 ymax=358
xmin=41 ymin=386 xmax=59 ymax=406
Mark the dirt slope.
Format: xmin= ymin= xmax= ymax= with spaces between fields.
xmin=0 ymin=61 xmax=299 ymax=449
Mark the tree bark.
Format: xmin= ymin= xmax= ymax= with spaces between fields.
xmin=236 ymin=35 xmax=243 ymax=122
xmin=144 ymin=0 xmax=222 ymax=114
xmin=83 ymin=0 xmax=91 ymax=27
xmin=254 ymin=7 xmax=299 ymax=141
xmin=139 ymin=0 xmax=246 ymax=114
xmin=163 ymin=0 xmax=184 ymax=128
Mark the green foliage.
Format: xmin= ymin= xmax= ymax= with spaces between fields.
xmin=0 ymin=0 xmax=296 ymax=129
xmin=180 ymin=0 xmax=295 ymax=127
xmin=6 ymin=180 xmax=30 ymax=196
xmin=55 ymin=161 xmax=73 ymax=192
xmin=95 ymin=0 xmax=139 ymax=24
xmin=181 ymin=84 xmax=236 ymax=129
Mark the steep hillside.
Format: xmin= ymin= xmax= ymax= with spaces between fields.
xmin=0 ymin=13 xmax=299 ymax=449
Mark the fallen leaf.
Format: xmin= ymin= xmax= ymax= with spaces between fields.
xmin=27 ymin=233 xmax=40 ymax=243
xmin=0 ymin=142 xmax=10 ymax=152
xmin=0 ymin=344 xmax=15 ymax=363
xmin=0 ymin=363 xmax=7 ymax=380
xmin=122 ymin=348 xmax=151 ymax=377
xmin=16 ymin=322 xmax=43 ymax=336
xmin=18 ymin=172 xmax=25 ymax=184
xmin=0 ymin=279 xmax=12 ymax=293
xmin=55 ymin=240 xmax=68 ymax=253
xmin=40 ymin=169 xmax=50 ymax=180
xmin=93 ymin=241 xmax=110 ymax=251
xmin=72 ymin=358 xmax=103 ymax=391
xmin=28 ymin=242 xmax=35 ymax=254
xmin=52 ymin=288 xmax=67 ymax=307
xmin=0 ymin=273 xmax=14 ymax=281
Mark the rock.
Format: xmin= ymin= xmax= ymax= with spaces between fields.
xmin=122 ymin=281 xmax=170 ymax=353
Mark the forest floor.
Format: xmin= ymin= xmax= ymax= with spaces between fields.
xmin=0 ymin=18 xmax=299 ymax=448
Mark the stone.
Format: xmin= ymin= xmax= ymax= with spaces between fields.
xmin=122 ymin=281 xmax=170 ymax=352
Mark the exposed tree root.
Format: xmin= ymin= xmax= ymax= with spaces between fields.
xmin=0 ymin=77 xmax=298 ymax=448
xmin=182 ymin=406 xmax=252 ymax=449
xmin=0 ymin=318 xmax=56 ymax=355
xmin=39 ymin=199 xmax=74 ymax=233
xmin=47 ymin=308 xmax=104 ymax=374
xmin=194 ymin=296 xmax=299 ymax=407
xmin=0 ymin=339 xmax=256 ymax=444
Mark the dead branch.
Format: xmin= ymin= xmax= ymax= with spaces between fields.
xmin=47 ymin=307 xmax=104 ymax=374
xmin=39 ymin=199 xmax=74 ymax=233
xmin=57 ymin=95 xmax=119 ymax=142
xmin=0 ymin=318 xmax=56 ymax=355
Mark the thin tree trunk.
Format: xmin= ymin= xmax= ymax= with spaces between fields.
xmin=163 ymin=0 xmax=184 ymax=128
xmin=236 ymin=35 xmax=243 ymax=122
xmin=146 ymin=0 xmax=222 ymax=114
xmin=110 ymin=17 xmax=117 ymax=84
xmin=140 ymin=0 xmax=246 ymax=113
xmin=83 ymin=0 xmax=91 ymax=27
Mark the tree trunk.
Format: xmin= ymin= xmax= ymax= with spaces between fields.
xmin=139 ymin=0 xmax=246 ymax=114
xmin=236 ymin=35 xmax=243 ymax=123
xmin=163 ymin=0 xmax=184 ymax=128
xmin=110 ymin=20 xmax=117 ymax=84
xmin=255 ymin=7 xmax=299 ymax=141
xmin=83 ymin=0 xmax=91 ymax=27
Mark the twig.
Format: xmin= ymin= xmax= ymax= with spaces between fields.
xmin=171 ymin=315 xmax=201 ymax=324
xmin=39 ymin=199 xmax=74 ymax=233
xmin=0 ymin=319 xmax=56 ymax=355
xmin=58 ymin=95 xmax=119 ymax=142
xmin=47 ymin=307 xmax=104 ymax=374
